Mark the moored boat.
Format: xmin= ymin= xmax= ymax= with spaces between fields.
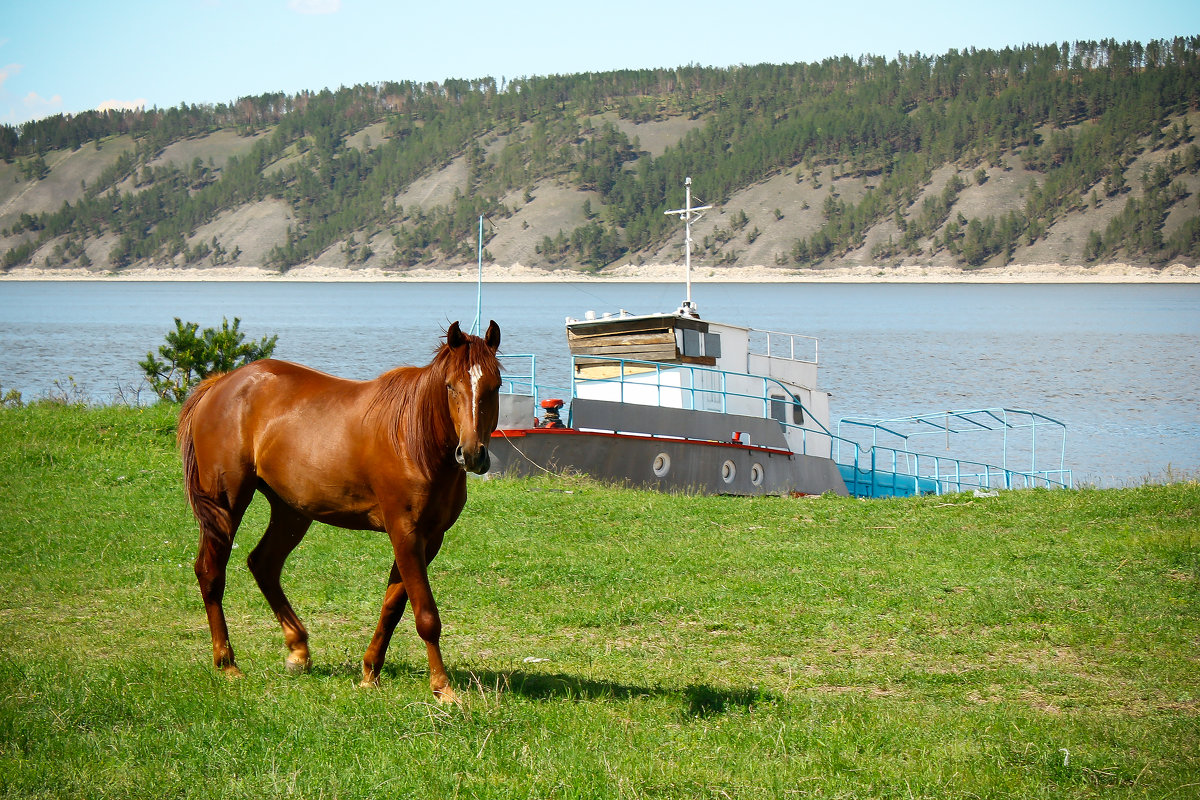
xmin=490 ymin=306 xmax=849 ymax=495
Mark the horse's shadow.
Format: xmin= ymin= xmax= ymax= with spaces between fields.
xmin=316 ymin=660 xmax=770 ymax=717
xmin=460 ymin=667 xmax=771 ymax=718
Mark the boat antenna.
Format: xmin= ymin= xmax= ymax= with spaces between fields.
xmin=664 ymin=177 xmax=711 ymax=317
xmin=470 ymin=214 xmax=490 ymax=336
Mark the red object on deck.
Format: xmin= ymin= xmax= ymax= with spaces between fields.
xmin=538 ymin=398 xmax=565 ymax=428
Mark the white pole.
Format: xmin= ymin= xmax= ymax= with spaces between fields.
xmin=684 ymin=179 xmax=693 ymax=307
xmin=472 ymin=214 xmax=483 ymax=335
xmin=664 ymin=176 xmax=711 ymax=317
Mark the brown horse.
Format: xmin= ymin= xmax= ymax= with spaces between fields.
xmin=176 ymin=321 xmax=501 ymax=703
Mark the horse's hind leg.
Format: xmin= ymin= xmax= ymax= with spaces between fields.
xmin=192 ymin=488 xmax=253 ymax=677
xmin=248 ymin=497 xmax=313 ymax=674
xmin=361 ymin=562 xmax=408 ymax=687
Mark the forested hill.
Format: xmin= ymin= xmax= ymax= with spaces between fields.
xmin=3 ymin=37 xmax=1199 ymax=276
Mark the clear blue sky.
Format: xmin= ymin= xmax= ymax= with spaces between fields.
xmin=2 ymin=0 xmax=1197 ymax=126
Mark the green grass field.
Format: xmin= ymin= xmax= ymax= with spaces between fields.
xmin=1 ymin=403 xmax=1197 ymax=798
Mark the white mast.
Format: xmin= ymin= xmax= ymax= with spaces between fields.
xmin=664 ymin=176 xmax=711 ymax=317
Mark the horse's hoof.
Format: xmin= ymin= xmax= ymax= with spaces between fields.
xmin=221 ymin=664 xmax=245 ymax=679
xmin=358 ymin=677 xmax=380 ymax=689
xmin=434 ymin=684 xmax=460 ymax=705
xmin=285 ymin=655 xmax=312 ymax=675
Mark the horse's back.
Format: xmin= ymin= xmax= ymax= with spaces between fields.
xmin=185 ymin=361 xmax=370 ymax=472
xmin=195 ymin=359 xmax=362 ymax=412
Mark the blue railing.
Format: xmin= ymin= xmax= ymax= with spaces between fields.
xmin=835 ymin=448 xmax=1074 ymax=498
xmin=571 ymin=355 xmax=796 ymax=418
xmin=570 ymin=355 xmax=833 ymax=456
xmin=497 ymin=354 xmax=540 ymax=405
xmin=834 ymin=409 xmax=1074 ymax=496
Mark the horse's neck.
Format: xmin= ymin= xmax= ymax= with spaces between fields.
xmin=411 ymin=363 xmax=454 ymax=438
xmin=371 ymin=363 xmax=454 ymax=476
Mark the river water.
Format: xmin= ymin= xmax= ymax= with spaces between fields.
xmin=1 ymin=280 xmax=1197 ymax=487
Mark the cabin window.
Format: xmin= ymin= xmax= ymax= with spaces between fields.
xmin=678 ymin=329 xmax=722 ymax=358
xmin=770 ymin=394 xmax=786 ymax=423
xmin=770 ymin=393 xmax=804 ymax=425
xmin=704 ymin=332 xmax=721 ymax=358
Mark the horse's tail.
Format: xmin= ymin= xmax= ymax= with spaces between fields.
xmin=177 ymin=374 xmax=227 ymax=528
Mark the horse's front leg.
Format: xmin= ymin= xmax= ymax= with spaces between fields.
xmin=381 ymin=525 xmax=455 ymax=703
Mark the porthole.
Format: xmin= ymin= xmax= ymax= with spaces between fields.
xmin=652 ymin=453 xmax=671 ymax=477
xmin=750 ymin=462 xmax=764 ymax=487
xmin=721 ymin=459 xmax=736 ymax=484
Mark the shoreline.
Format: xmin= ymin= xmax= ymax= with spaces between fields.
xmin=2 ymin=261 xmax=1198 ymax=283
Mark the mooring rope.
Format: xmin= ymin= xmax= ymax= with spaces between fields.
xmin=493 ymin=429 xmax=557 ymax=476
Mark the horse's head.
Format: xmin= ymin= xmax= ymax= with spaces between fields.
xmin=443 ymin=320 xmax=502 ymax=474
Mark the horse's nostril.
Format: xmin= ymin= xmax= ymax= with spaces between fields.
xmin=454 ymin=444 xmax=489 ymax=473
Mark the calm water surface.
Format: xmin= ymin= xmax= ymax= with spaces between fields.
xmin=1 ymin=280 xmax=1197 ymax=487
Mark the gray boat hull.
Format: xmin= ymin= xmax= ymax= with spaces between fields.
xmin=488 ymin=427 xmax=848 ymax=496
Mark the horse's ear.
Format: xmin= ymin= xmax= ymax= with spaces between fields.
xmin=446 ymin=321 xmax=465 ymax=348
xmin=485 ymin=320 xmax=501 ymax=351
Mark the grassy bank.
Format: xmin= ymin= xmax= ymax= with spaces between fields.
xmin=1 ymin=403 xmax=1197 ymax=798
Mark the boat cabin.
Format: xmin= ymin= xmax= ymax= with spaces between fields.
xmin=563 ymin=310 xmax=832 ymax=458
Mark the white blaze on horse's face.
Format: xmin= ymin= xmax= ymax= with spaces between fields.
xmin=469 ymin=363 xmax=483 ymax=422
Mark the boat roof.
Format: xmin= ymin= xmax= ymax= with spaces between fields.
xmin=565 ymin=309 xmax=750 ymax=333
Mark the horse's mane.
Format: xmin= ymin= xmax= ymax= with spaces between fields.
xmin=367 ymin=334 xmax=500 ymax=477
